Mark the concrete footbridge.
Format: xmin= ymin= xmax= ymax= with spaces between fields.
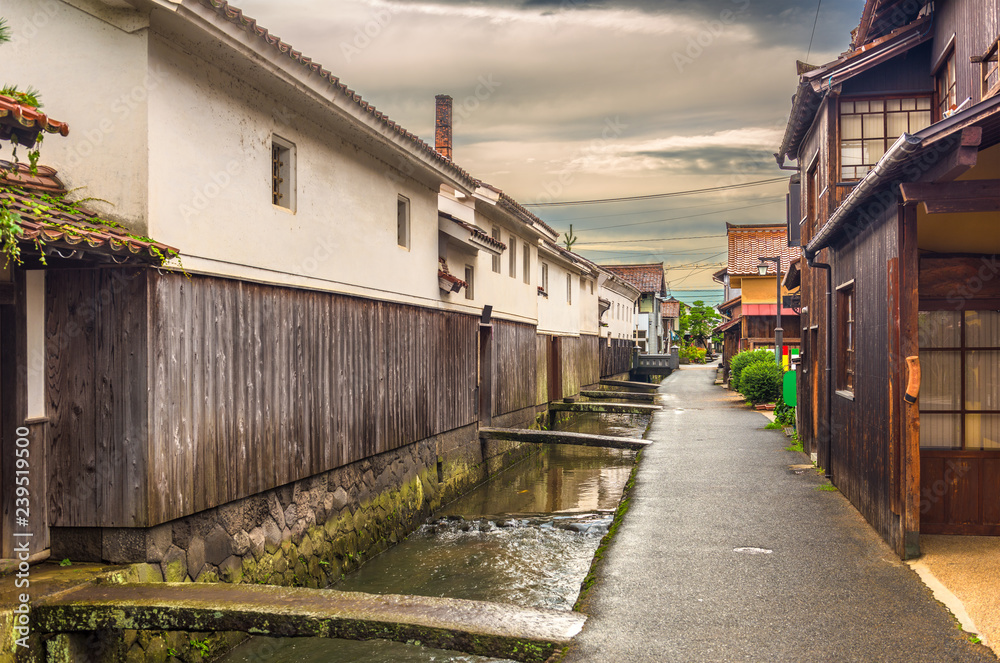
xmin=34 ymin=582 xmax=586 ymax=662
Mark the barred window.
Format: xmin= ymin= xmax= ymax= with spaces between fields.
xmin=840 ymin=97 xmax=931 ymax=180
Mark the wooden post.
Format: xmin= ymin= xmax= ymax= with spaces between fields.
xmin=479 ymin=325 xmax=493 ymax=427
xmin=899 ymin=203 xmax=921 ymax=559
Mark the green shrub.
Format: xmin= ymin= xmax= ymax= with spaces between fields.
xmin=680 ymin=345 xmax=707 ymax=364
xmin=729 ymin=349 xmax=774 ymax=391
xmin=774 ymin=400 xmax=796 ymax=427
xmin=740 ymin=361 xmax=783 ymax=405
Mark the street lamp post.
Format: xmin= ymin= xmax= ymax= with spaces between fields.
xmin=758 ymin=257 xmax=783 ymax=368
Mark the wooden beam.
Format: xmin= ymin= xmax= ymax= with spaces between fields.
xmin=900 ymin=204 xmax=921 ymax=559
xmin=899 ymin=179 xmax=1000 ymax=214
xmin=479 ymin=427 xmax=650 ymax=451
xmin=549 ymin=402 xmax=661 ymax=415
xmin=919 ymin=255 xmax=1000 ymax=301
xmin=580 ymin=390 xmax=656 ymax=402
xmin=599 ymin=379 xmax=658 ymax=391
xmin=918 ymin=127 xmax=981 ymax=183
xmin=34 ymin=582 xmax=587 ymax=663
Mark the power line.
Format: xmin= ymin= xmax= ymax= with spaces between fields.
xmin=523 ymin=177 xmax=788 ymax=207
xmin=574 ymin=199 xmax=782 ymax=233
xmin=551 ymin=197 xmax=774 ymax=223
xmin=806 ymin=0 xmax=823 ymax=62
xmin=576 ymin=234 xmax=724 ymax=247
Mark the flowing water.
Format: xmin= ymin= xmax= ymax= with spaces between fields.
xmin=219 ymin=411 xmax=649 ymax=663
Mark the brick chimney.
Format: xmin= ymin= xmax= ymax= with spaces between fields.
xmin=435 ymin=94 xmax=453 ymax=160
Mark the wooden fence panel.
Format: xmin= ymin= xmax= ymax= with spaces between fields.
xmin=491 ymin=320 xmax=537 ymax=416
xmin=599 ymin=338 xmax=634 ymax=377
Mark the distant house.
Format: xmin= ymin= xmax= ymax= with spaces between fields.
xmin=604 ymin=263 xmax=668 ymax=353
xmin=661 ymin=296 xmax=681 ymax=345
xmin=776 ymin=0 xmax=1000 ymax=556
xmin=716 ymin=224 xmax=800 ymax=375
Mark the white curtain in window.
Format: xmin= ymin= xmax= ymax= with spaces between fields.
xmin=967 ymin=414 xmax=1000 ymax=450
xmin=923 ymin=413 xmax=961 ymax=448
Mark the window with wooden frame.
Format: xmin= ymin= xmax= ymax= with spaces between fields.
xmin=464 ymin=265 xmax=475 ymax=300
xmin=271 ymin=135 xmax=295 ymax=210
xmin=566 ymin=273 xmax=572 ymax=305
xmin=805 ymin=157 xmax=819 ymax=244
xmin=936 ymin=47 xmax=957 ymax=118
xmin=541 ymin=262 xmax=549 ymax=293
xmin=918 ymin=310 xmax=1000 ymax=450
xmin=522 ymin=242 xmax=530 ymax=284
xmin=491 ymin=227 xmax=501 ymax=273
xmin=839 ymin=97 xmax=932 ymax=180
xmin=509 ymin=235 xmax=517 ymax=278
xmin=396 ymin=195 xmax=410 ymax=249
xmin=977 ymin=39 xmax=1000 ymax=100
xmin=837 ymin=282 xmax=855 ymax=394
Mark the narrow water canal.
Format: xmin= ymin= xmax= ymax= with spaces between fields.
xmin=219 ymin=412 xmax=649 ymax=663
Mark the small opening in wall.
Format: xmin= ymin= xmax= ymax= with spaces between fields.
xmin=436 ymin=458 xmax=444 ymax=484
xmin=271 ymin=134 xmax=295 ymax=211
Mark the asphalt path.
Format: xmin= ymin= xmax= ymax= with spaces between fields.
xmin=566 ymin=364 xmax=997 ymax=663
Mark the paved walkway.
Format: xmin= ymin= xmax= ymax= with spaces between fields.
xmin=566 ymin=364 xmax=997 ymax=663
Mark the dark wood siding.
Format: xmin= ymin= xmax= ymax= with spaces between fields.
xmin=47 ymin=270 xmax=480 ymax=527
xmin=46 ymin=268 xmax=150 ymax=529
xmin=933 ymin=0 xmax=1000 ymax=107
xmin=491 ymin=320 xmax=538 ymax=416
xmin=827 ymin=200 xmax=901 ymax=552
xmin=559 ymin=335 xmax=600 ymax=398
xmin=841 ymin=42 xmax=934 ymax=96
xmin=599 ymin=338 xmax=633 ymax=377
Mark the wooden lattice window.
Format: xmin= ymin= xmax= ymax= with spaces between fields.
xmin=271 ymin=135 xmax=295 ymax=210
xmin=919 ymin=310 xmax=1000 ymax=450
xmin=839 ymin=97 xmax=932 ymax=180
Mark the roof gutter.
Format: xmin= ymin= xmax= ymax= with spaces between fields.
xmin=804 ymin=132 xmax=922 ymax=259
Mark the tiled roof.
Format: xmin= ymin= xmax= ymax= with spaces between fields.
xmin=0 ymin=94 xmax=70 ymax=145
xmin=603 ymin=263 xmax=665 ymax=294
xmin=441 ymin=213 xmax=507 ymax=251
xmin=726 ymin=224 xmax=800 ymax=277
xmin=199 ymin=0 xmax=475 ymax=187
xmin=0 ymin=164 xmax=177 ymax=264
xmin=660 ymin=299 xmax=680 ymax=319
xmin=496 ymin=191 xmax=557 ymax=236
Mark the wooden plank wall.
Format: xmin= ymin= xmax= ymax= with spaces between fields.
xmin=491 ymin=320 xmax=537 ymax=416
xmin=559 ymin=335 xmax=600 ymax=398
xmin=535 ymin=335 xmax=550 ymax=406
xmin=46 ymin=268 xmax=150 ymax=529
xmin=745 ymin=315 xmax=802 ymax=341
xmin=599 ymin=338 xmax=633 ymax=377
xmin=145 ymin=272 xmax=479 ymax=526
xmin=47 ymin=270 xmax=480 ymax=528
xmin=828 ymin=203 xmax=900 ymax=552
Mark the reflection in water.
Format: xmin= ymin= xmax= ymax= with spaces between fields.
xmin=219 ymin=413 xmax=647 ymax=663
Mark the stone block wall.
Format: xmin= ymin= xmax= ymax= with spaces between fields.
xmin=40 ymin=417 xmax=545 ymax=662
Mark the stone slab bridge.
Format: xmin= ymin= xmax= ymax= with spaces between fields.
xmin=34 ymin=582 xmax=586 ymax=662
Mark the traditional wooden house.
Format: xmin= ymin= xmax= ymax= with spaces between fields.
xmin=0 ymin=0 xmax=607 ymax=583
xmin=604 ymin=263 xmax=668 ymax=353
xmin=715 ymin=224 xmax=800 ymax=379
xmin=777 ymin=0 xmax=1000 ymax=557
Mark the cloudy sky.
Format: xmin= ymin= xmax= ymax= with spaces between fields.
xmin=235 ymin=0 xmax=865 ymax=294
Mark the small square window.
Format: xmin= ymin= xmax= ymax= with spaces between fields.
xmin=464 ymin=265 xmax=475 ymax=300
xmin=272 ymin=135 xmax=295 ymax=211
